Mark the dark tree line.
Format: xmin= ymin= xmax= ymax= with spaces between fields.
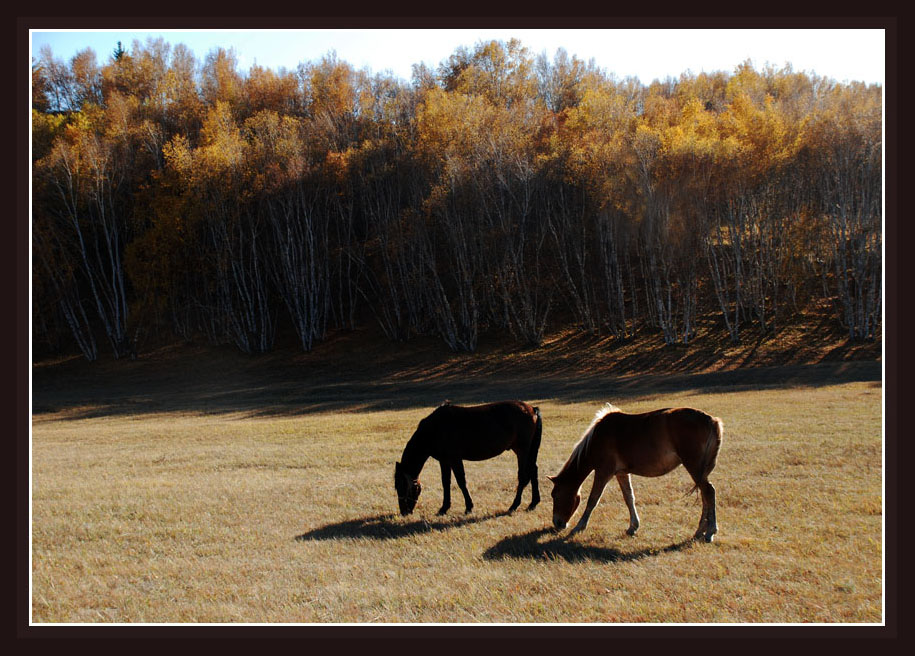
xmin=31 ymin=38 xmax=883 ymax=361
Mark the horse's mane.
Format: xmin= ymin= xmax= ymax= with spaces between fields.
xmin=561 ymin=403 xmax=620 ymax=473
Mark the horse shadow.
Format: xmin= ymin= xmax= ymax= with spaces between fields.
xmin=482 ymin=527 xmax=696 ymax=564
xmin=295 ymin=511 xmax=508 ymax=543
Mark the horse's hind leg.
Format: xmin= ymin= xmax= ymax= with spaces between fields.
xmin=690 ymin=481 xmax=709 ymax=540
xmin=698 ymin=481 xmax=717 ymax=542
xmin=508 ymin=476 xmax=524 ymax=514
xmin=526 ymin=416 xmax=543 ymax=511
xmin=509 ymin=450 xmax=534 ymax=513
xmin=527 ymin=463 xmax=540 ymax=511
xmin=452 ymin=460 xmax=473 ymax=513
xmin=691 ymin=480 xmax=718 ymax=542
xmin=685 ymin=460 xmax=718 ymax=542
xmin=437 ymin=460 xmax=452 ymax=515
xmin=616 ymin=473 xmax=640 ymax=536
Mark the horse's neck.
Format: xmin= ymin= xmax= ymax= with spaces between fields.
xmin=560 ymin=457 xmax=594 ymax=489
xmin=401 ymin=436 xmax=430 ymax=479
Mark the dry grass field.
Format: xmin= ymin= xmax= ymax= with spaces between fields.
xmin=30 ymin=335 xmax=883 ymax=625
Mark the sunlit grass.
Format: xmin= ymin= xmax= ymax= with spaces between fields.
xmin=31 ymin=380 xmax=882 ymax=623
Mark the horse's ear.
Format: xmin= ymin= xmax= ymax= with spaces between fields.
xmin=547 ymin=475 xmax=557 ymax=483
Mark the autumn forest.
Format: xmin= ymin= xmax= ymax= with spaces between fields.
xmin=31 ymin=38 xmax=883 ymax=362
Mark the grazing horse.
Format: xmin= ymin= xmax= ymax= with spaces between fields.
xmin=394 ymin=401 xmax=543 ymax=516
xmin=548 ymin=404 xmax=723 ymax=542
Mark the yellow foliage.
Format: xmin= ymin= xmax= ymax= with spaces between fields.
xmin=307 ymin=56 xmax=360 ymax=118
xmin=32 ymin=109 xmax=69 ymax=161
xmin=195 ymin=102 xmax=244 ymax=180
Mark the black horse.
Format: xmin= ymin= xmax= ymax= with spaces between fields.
xmin=394 ymin=400 xmax=543 ymax=516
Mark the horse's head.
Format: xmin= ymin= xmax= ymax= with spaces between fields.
xmin=547 ymin=474 xmax=580 ymax=530
xmin=394 ymin=461 xmax=421 ymax=516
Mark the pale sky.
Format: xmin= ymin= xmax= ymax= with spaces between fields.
xmin=30 ymin=28 xmax=886 ymax=87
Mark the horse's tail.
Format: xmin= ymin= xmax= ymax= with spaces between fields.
xmin=532 ymin=406 xmax=543 ymax=454
xmin=688 ymin=415 xmax=723 ymax=496
xmin=527 ymin=406 xmax=543 ymax=469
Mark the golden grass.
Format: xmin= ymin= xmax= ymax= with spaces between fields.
xmin=31 ymin=378 xmax=882 ymax=624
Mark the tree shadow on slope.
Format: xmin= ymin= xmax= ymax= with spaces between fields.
xmin=31 ymin=324 xmax=882 ymax=422
xmin=483 ymin=527 xmax=697 ymax=564
xmin=32 ymin=359 xmax=881 ymax=421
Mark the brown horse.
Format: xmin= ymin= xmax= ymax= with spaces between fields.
xmin=548 ymin=404 xmax=723 ymax=542
xmin=394 ymin=401 xmax=543 ymax=516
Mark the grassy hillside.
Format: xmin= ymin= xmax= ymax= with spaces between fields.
xmin=30 ymin=329 xmax=883 ymax=623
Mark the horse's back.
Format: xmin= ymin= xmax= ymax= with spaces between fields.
xmin=436 ymin=400 xmax=537 ymax=426
xmin=610 ymin=407 xmax=717 ymax=431
xmin=595 ymin=407 xmax=719 ymax=476
xmin=665 ymin=406 xmax=719 ymax=425
xmin=430 ymin=401 xmax=538 ymax=461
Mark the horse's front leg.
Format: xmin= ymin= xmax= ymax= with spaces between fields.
xmin=569 ymin=471 xmax=611 ymax=536
xmin=452 ymin=459 xmax=473 ymax=513
xmin=616 ymin=473 xmax=640 ymax=536
xmin=437 ymin=460 xmax=452 ymax=515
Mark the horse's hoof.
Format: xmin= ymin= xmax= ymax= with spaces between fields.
xmin=436 ymin=508 xmax=448 ymax=516
xmin=626 ymin=527 xmax=638 ymax=536
xmin=526 ymin=501 xmax=539 ymax=511
xmin=464 ymin=507 xmax=473 ymax=514
xmin=704 ymin=533 xmax=715 ymax=543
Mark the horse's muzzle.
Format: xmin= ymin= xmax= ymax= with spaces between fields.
xmin=552 ymin=517 xmax=567 ymax=530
